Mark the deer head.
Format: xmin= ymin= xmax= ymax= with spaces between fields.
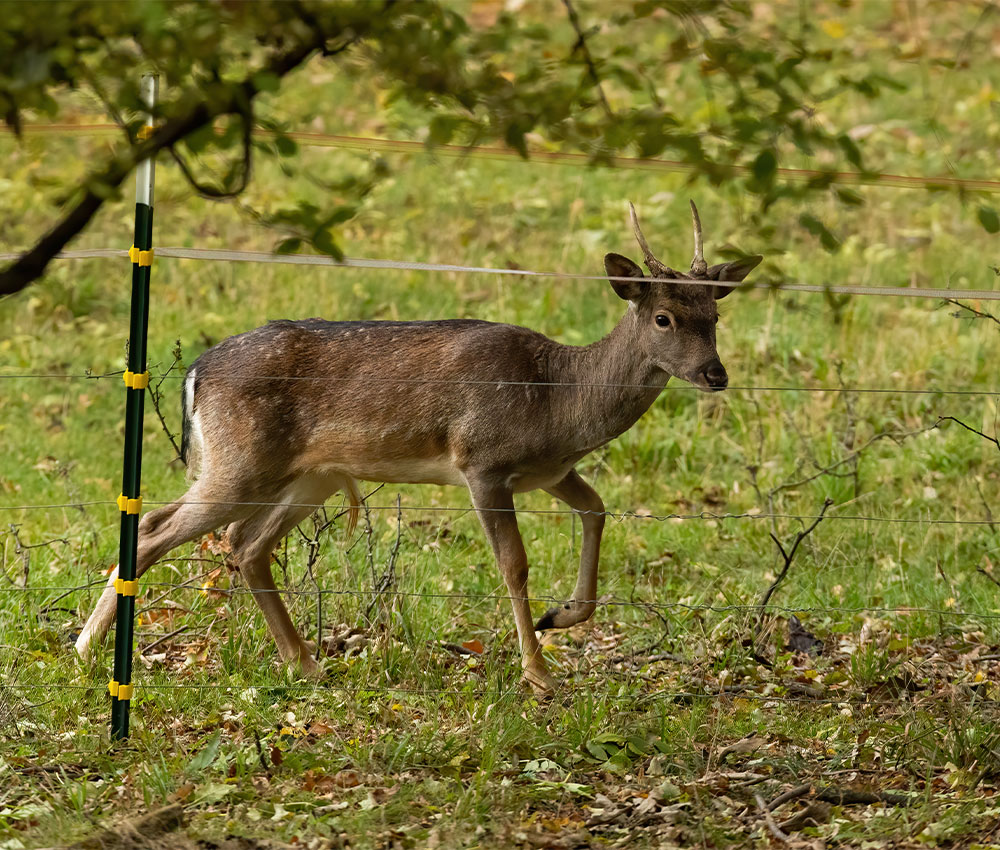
xmin=604 ymin=201 xmax=762 ymax=391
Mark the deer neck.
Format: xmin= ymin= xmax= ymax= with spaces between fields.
xmin=551 ymin=309 xmax=668 ymax=451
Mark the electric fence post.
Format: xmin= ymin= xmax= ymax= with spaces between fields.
xmin=110 ymin=73 xmax=158 ymax=740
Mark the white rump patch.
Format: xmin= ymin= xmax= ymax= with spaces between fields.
xmin=184 ymin=366 xmax=205 ymax=479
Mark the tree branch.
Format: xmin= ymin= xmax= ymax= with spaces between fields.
xmin=0 ymin=28 xmax=330 ymax=298
xmin=561 ymin=0 xmax=613 ymax=120
xmin=168 ymin=102 xmax=253 ymax=200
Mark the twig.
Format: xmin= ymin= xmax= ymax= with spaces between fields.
xmin=253 ymin=730 xmax=269 ymax=774
xmin=977 ymin=566 xmax=1000 ymax=590
xmin=140 ymin=567 xmax=221 ymax=610
xmin=38 ymin=578 xmax=107 ymax=612
xmin=148 ymin=341 xmax=184 ymax=461
xmin=768 ymin=783 xmax=912 ymax=810
xmin=366 ymin=494 xmax=403 ymax=621
xmin=815 ymin=787 xmax=912 ymax=806
xmin=944 ymin=298 xmax=1000 ymax=327
xmin=755 ymin=793 xmax=791 ymax=843
xmin=770 ymin=426 xmax=932 ymax=496
xmin=141 ymin=626 xmax=192 ymax=655
xmin=296 ymin=507 xmax=339 ymax=659
xmin=757 ymin=499 xmax=834 ymax=624
xmin=975 ymin=479 xmax=998 ymax=534
xmin=560 ymin=0 xmax=613 ymax=120
xmin=6 ymin=525 xmax=69 ymax=589
xmin=767 ymin=783 xmax=812 ymax=811
xmin=937 ymin=416 xmax=1000 ymax=449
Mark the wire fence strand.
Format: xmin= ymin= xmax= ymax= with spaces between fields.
xmin=0 ymin=369 xmax=997 ymax=399
xmin=3 ymin=679 xmax=983 ymax=710
xmin=8 ymin=124 xmax=1000 ymax=194
xmin=1 ymin=499 xmax=999 ymax=528
xmin=7 ymin=579 xmax=1000 ymax=623
xmin=2 ymin=246 xmax=1000 ymax=301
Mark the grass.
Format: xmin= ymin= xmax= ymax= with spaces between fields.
xmin=3 ymin=1 xmax=1000 ymax=848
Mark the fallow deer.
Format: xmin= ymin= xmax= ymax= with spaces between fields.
xmin=76 ymin=202 xmax=762 ymax=695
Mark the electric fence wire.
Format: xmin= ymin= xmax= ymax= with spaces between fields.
xmin=3 ymin=578 xmax=999 ymax=624
xmin=7 ymin=124 xmax=1000 ymax=194
xmin=2 ymin=500 xmax=1000 ymax=528
xmin=2 ymin=245 xmax=1000 ymax=302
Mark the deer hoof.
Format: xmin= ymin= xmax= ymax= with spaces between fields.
xmin=292 ymin=645 xmax=323 ymax=678
xmin=535 ymin=601 xmax=594 ymax=631
xmin=523 ymin=666 xmax=557 ymax=699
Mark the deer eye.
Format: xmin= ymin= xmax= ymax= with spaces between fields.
xmin=655 ymin=314 xmax=672 ymax=328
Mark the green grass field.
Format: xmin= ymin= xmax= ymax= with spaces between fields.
xmin=3 ymin=2 xmax=1000 ymax=848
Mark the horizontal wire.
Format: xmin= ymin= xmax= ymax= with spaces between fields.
xmin=0 ymin=499 xmax=996 ymax=528
xmin=10 ymin=580 xmax=999 ymax=622
xmin=2 ymin=245 xmax=999 ymax=301
xmin=0 ymin=369 xmax=996 ymax=399
xmin=0 ymin=679 xmax=958 ymax=708
xmin=8 ymin=123 xmax=1000 ymax=194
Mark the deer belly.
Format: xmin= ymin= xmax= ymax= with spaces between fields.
xmin=321 ymin=456 xmax=467 ymax=487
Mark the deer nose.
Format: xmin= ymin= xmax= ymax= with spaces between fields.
xmin=700 ymin=360 xmax=728 ymax=391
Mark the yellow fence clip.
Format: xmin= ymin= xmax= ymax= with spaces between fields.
xmin=114 ymin=578 xmax=139 ymax=596
xmin=137 ymin=125 xmax=155 ymax=140
xmin=116 ymin=493 xmax=143 ymax=515
xmin=123 ymin=370 xmax=150 ymax=390
xmin=128 ymin=246 xmax=154 ymax=266
xmin=108 ymin=680 xmax=134 ymax=700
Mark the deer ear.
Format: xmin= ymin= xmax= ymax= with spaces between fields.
xmin=605 ymin=253 xmax=647 ymax=301
xmin=707 ymin=255 xmax=763 ymax=300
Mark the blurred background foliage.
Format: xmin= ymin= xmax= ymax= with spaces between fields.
xmin=2 ymin=0 xmax=997 ymax=295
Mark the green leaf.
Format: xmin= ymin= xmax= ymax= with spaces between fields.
xmin=311 ymin=229 xmax=344 ymax=261
xmin=752 ymin=149 xmax=777 ymax=181
xmin=321 ymin=206 xmax=356 ymax=228
xmin=504 ymin=123 xmax=528 ymax=159
xmin=978 ymin=206 xmax=1000 ymax=234
xmin=183 ymin=124 xmax=216 ymax=154
xmin=836 ymin=134 xmax=864 ymax=170
xmin=835 ymin=188 xmax=864 ymax=206
xmin=799 ymin=213 xmax=841 ymax=252
xmin=186 ymin=730 xmax=222 ymax=777
xmin=275 ymin=238 xmax=302 ymax=255
xmin=194 ymin=782 xmax=235 ymax=805
xmin=252 ymin=71 xmax=281 ymax=93
xmin=274 ymin=134 xmax=297 ymax=157
xmin=428 ymin=115 xmax=460 ymax=146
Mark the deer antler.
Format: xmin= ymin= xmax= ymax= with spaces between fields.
xmin=627 ymin=201 xmax=668 ymax=277
xmin=689 ymin=200 xmax=708 ymax=277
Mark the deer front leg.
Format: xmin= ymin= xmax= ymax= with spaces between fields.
xmin=535 ymin=469 xmax=605 ymax=631
xmin=467 ymin=476 xmax=556 ymax=697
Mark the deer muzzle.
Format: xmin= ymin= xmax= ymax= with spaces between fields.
xmin=693 ymin=358 xmax=728 ymax=392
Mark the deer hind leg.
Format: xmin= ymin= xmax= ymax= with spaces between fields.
xmin=467 ymin=476 xmax=556 ymax=697
xmin=226 ymin=474 xmax=340 ymax=676
xmin=535 ymin=469 xmax=605 ymax=631
xmin=75 ymin=481 xmax=253 ymax=662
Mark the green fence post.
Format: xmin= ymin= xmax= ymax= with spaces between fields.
xmin=110 ymin=73 xmax=158 ymax=740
